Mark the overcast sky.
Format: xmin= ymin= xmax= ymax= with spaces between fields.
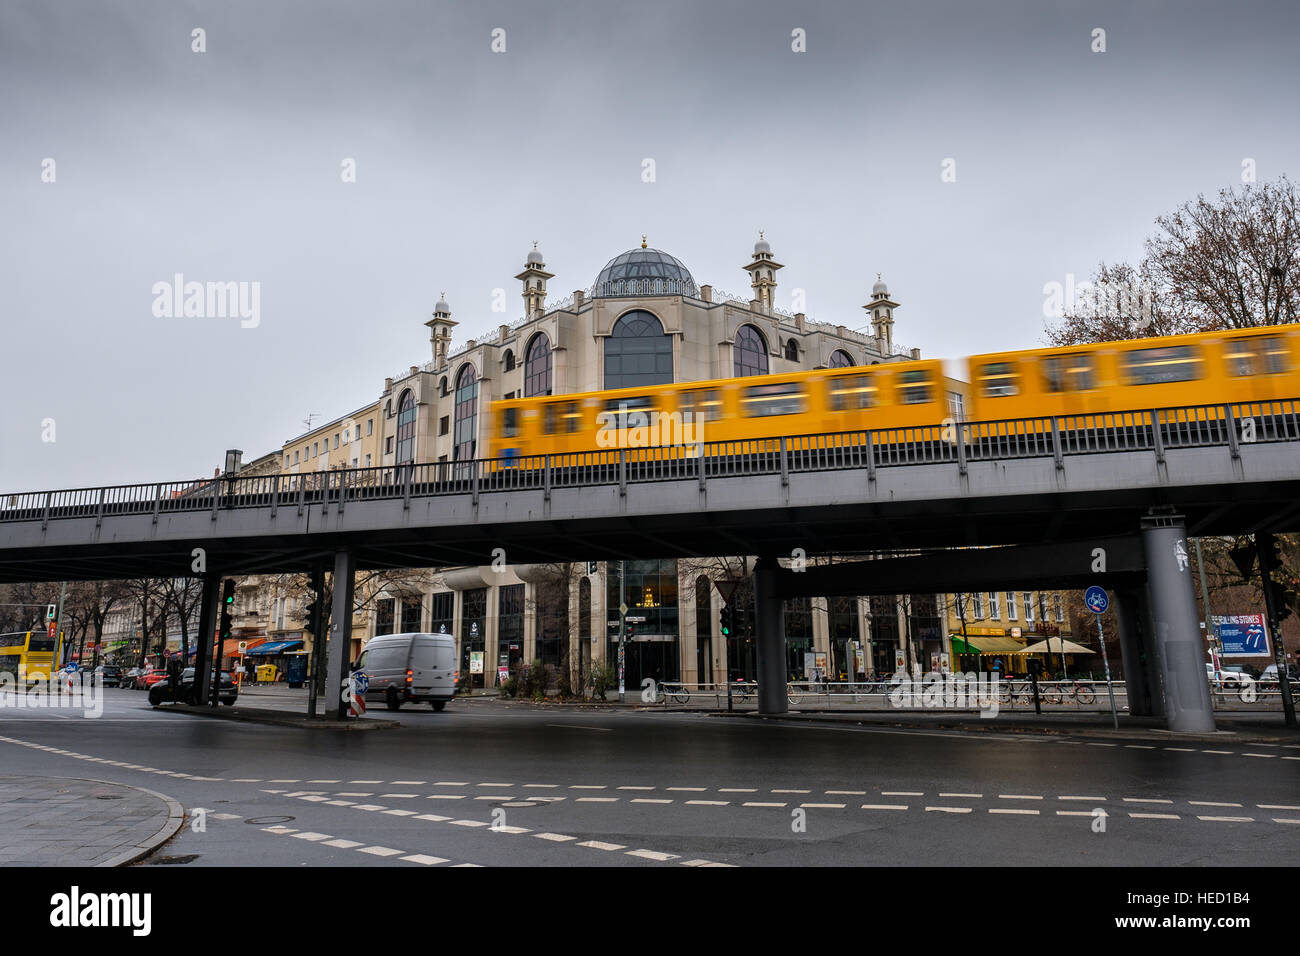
xmin=2 ymin=0 xmax=1297 ymax=491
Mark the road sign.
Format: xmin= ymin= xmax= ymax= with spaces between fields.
xmin=238 ymin=640 xmax=248 ymax=652
xmin=618 ymin=602 xmax=628 ymax=616
xmin=1084 ymin=586 xmax=1109 ymax=615
xmin=47 ymin=621 xmax=57 ymax=641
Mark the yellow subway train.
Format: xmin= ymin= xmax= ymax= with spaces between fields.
xmin=485 ymin=325 xmax=1300 ymax=464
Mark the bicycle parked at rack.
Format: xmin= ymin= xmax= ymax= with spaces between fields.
xmin=652 ymin=681 xmax=692 ymax=704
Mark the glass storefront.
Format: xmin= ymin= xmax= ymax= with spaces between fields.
xmin=499 ymin=584 xmax=524 ymax=675
xmin=606 ymin=559 xmax=679 ymax=688
xmin=462 ymin=587 xmax=486 ymax=688
xmin=870 ymin=594 xmax=899 ymax=675
xmin=828 ymin=596 xmax=860 ymax=680
xmin=784 ymin=596 xmax=813 ymax=680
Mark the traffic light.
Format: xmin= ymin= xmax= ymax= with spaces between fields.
xmin=1259 ymin=534 xmax=1295 ymax=624
xmin=587 ymin=561 xmax=598 ymax=576
xmin=303 ymin=593 xmax=323 ymax=635
xmin=219 ymin=578 xmax=236 ymax=643
xmin=720 ymin=604 xmax=733 ymax=638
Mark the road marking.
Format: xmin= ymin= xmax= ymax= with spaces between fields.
xmin=335 ymin=792 xmax=374 ymax=797
xmin=1196 ymin=815 xmax=1255 ymax=823
xmin=1163 ymin=748 xmax=1196 ymax=753
xmin=534 ymin=833 xmax=576 ymax=842
xmin=862 ymin=804 xmax=908 ymax=811
xmin=719 ymin=788 xmax=757 ymax=793
xmin=577 ymin=797 xmax=619 ymax=803
xmin=743 ymin=801 xmax=787 ymax=808
xmin=1059 ymin=796 xmax=1107 ymax=801
xmin=291 ymin=832 xmax=331 ymax=841
xmin=626 ymin=849 xmax=678 ymax=861
xmin=524 ymin=784 xmax=559 ymax=789
xmin=632 ymin=798 xmax=673 ymax=804
xmin=1284 ymin=757 xmax=1300 ymax=761
xmin=322 ymin=838 xmax=363 ymax=848
xmin=578 ymin=841 xmax=626 ymax=851
xmin=667 ymin=787 xmax=707 ymax=792
xmin=998 ymin=794 xmax=1043 ymax=801
xmin=1086 ymin=743 xmax=1117 ymax=747
xmin=389 ymin=780 xmax=424 ymax=785
xmin=772 ymin=789 xmax=811 ymax=794
xmin=308 ymin=779 xmax=343 ymax=784
xmin=686 ymin=800 xmax=730 ymax=806
xmin=617 ymin=786 xmax=655 ymax=791
xmin=401 ymin=854 xmax=448 ymax=865
xmin=299 ymin=796 xmax=330 ymax=802
xmin=349 ymin=779 xmax=384 ymax=784
xmin=926 ymin=806 xmax=972 ymax=814
xmin=1201 ymin=750 xmax=1233 ymax=755
xmin=1129 ymin=813 xmax=1180 ymax=820
xmin=1125 ymin=745 xmax=1156 ymax=750
xmin=427 ymin=795 xmax=466 ymax=800
xmin=1056 ymin=810 xmax=1094 ymax=817
xmin=883 ymin=791 xmax=924 ymax=796
xmin=493 ymin=825 xmax=530 ymax=834
xmin=1242 ymin=753 xmax=1277 ymax=759
xmin=381 ymin=793 xmax=419 ymax=799
xmin=477 ymin=782 xmax=512 ymax=787
xmin=546 ymin=723 xmax=613 ymax=732
xmin=990 ymin=808 xmax=1039 ymax=815
xmin=415 ymin=814 xmax=452 ymax=822
xmin=449 ymin=819 xmax=489 ymax=828
xmin=1123 ymin=798 xmax=1174 ymax=804
xmin=801 ymin=802 xmax=846 ymax=809
xmin=826 ymin=790 xmax=866 ymax=795
xmin=268 ymin=779 xmax=301 ymax=783
xmin=357 ymin=846 xmax=404 ymax=857
xmin=352 ymin=804 xmax=387 ymax=811
xmin=474 ymin=795 xmax=512 ymax=801
xmin=1272 ymin=818 xmax=1300 ymax=824
xmin=382 ymin=809 xmax=418 ymax=817
xmin=1189 ymin=801 xmax=1242 ymax=808
xmin=209 ymin=813 xmax=241 ymax=821
xmin=569 ymin=785 xmax=607 ymax=790
xmin=1257 ymin=804 xmax=1300 ymax=810
xmin=939 ymin=793 xmax=982 ymax=798
xmin=325 ymin=800 xmax=356 ymax=806
xmin=262 ymin=826 xmax=298 ymax=834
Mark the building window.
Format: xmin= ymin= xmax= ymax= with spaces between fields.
xmin=334 ymin=434 xmax=340 ymax=449
xmin=375 ymin=598 xmax=395 ymax=636
xmin=439 ymin=415 xmax=449 ymax=436
xmin=1006 ymin=592 xmax=1017 ymax=620
xmin=499 ymin=584 xmax=526 ymax=669
xmin=524 ymin=333 xmax=552 ymax=397
xmin=453 ymin=364 xmax=479 ymax=461
xmin=734 ymin=324 xmax=769 ymax=377
xmin=294 ymin=451 xmax=299 ymax=464
xmin=429 ymin=591 xmax=453 ymax=636
xmin=284 ymin=455 xmax=289 ymax=467
xmin=973 ymin=593 xmax=986 ymax=620
xmin=784 ymin=339 xmax=799 ymax=362
xmin=367 ymin=419 xmax=373 ymax=436
xmin=439 ymin=377 xmax=448 ymax=397
xmin=365 ymin=454 xmax=371 ymax=467
xmin=603 ymin=311 xmax=673 ymax=389
xmin=462 ymin=587 xmax=487 ymax=689
xmin=1054 ymin=593 xmax=1064 ymax=623
xmin=988 ymin=592 xmax=1000 ymax=619
xmin=1023 ymin=592 xmax=1035 ymax=623
xmin=828 ymin=349 xmax=853 ymax=368
xmin=401 ymin=597 xmax=422 ymax=633
xmin=503 ymin=349 xmax=516 ymax=372
xmin=396 ymin=389 xmax=417 ymax=464
xmin=385 ymin=436 xmax=394 ymax=454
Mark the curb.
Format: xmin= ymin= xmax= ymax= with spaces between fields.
xmin=147 ymin=703 xmax=400 ymax=730
xmin=65 ymin=777 xmax=187 ymax=868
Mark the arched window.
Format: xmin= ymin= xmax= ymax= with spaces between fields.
xmin=439 ymin=376 xmax=448 ymax=397
xmin=524 ymin=333 xmax=552 ymax=397
xmin=784 ymin=339 xmax=799 ymax=362
xmin=603 ymin=310 xmax=673 ymax=389
xmin=829 ymin=349 xmax=854 ymax=368
xmin=453 ymin=364 xmax=478 ymax=461
xmin=503 ymin=349 xmax=516 ymax=372
xmin=734 ymin=324 xmax=769 ymax=377
xmin=395 ymin=389 xmax=417 ymax=464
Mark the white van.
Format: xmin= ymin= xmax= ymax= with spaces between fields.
xmin=355 ymin=632 xmax=456 ymax=711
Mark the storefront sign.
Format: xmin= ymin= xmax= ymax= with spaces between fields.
xmin=469 ymin=651 xmax=484 ymax=674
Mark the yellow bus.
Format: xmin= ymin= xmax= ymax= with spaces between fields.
xmin=0 ymin=631 xmax=58 ymax=683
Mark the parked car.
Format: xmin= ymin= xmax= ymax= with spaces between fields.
xmin=353 ymin=632 xmax=456 ymax=711
xmin=1261 ymin=664 xmax=1300 ymax=683
xmin=1206 ymin=663 xmax=1249 ymax=685
xmin=93 ymin=664 xmax=123 ymax=687
xmin=148 ymin=668 xmax=238 ymax=706
xmin=119 ymin=666 xmax=144 ymax=689
xmin=141 ymin=666 xmax=168 ymax=689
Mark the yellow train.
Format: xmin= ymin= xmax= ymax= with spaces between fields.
xmin=485 ymin=325 xmax=1300 ymax=463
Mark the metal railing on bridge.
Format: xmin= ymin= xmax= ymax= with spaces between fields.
xmin=2 ymin=399 xmax=1297 ymax=525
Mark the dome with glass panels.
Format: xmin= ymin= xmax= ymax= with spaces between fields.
xmin=591 ymin=247 xmax=698 ymax=298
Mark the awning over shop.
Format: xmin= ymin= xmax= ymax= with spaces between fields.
xmin=950 ymin=634 xmax=1028 ymax=654
xmin=1022 ymin=637 xmax=1095 ymax=655
xmin=247 ymin=640 xmax=304 ymax=656
xmin=223 ymin=638 xmax=265 ymax=657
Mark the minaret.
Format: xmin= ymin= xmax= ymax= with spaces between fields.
xmin=864 ymin=274 xmax=899 ymax=354
xmin=424 ymin=292 xmax=457 ymax=369
xmin=742 ymin=231 xmax=783 ymax=315
xmin=514 ymin=242 xmax=554 ymax=320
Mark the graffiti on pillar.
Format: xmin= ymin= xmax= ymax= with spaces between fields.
xmin=1174 ymin=539 xmax=1189 ymax=572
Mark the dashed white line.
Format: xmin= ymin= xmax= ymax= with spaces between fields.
xmin=1059 ymin=796 xmax=1107 ymax=801
xmin=998 ymin=794 xmax=1043 ymax=801
xmin=862 ymin=804 xmax=909 ymax=811
xmin=883 ymin=791 xmax=924 ymax=796
xmin=401 ymin=854 xmax=448 ymax=865
xmin=534 ymin=833 xmax=576 ymax=842
xmin=926 ymin=806 xmax=972 ymax=814
xmin=1197 ymin=815 xmax=1255 ymax=823
xmin=449 ymin=819 xmax=489 ymax=828
xmin=1123 ymin=798 xmax=1174 ymax=805
xmin=686 ymin=800 xmax=730 ymax=806
xmin=1130 ymin=813 xmax=1180 ymax=820
xmin=577 ymin=797 xmax=619 ymax=803
xmin=578 ymin=841 xmax=626 ymax=851
xmin=743 ymin=801 xmax=787 ymax=808
xmin=631 ymin=798 xmax=673 ymax=804
xmin=990 ymin=808 xmax=1039 ymax=815
xmin=626 ymin=849 xmax=678 ymax=861
xmin=322 ymin=838 xmax=363 ymax=849
xmin=357 ymin=846 xmax=404 ymax=857
xmin=291 ymin=831 xmax=331 ymax=841
xmin=939 ymin=793 xmax=982 ymax=798
xmin=1258 ymin=804 xmax=1300 ymax=810
xmin=1189 ymin=801 xmax=1242 ymax=808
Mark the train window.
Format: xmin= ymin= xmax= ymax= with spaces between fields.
xmin=560 ymin=401 xmax=581 ymax=433
xmin=829 ymin=374 xmax=876 ymax=410
xmin=1042 ymin=354 xmax=1095 ymax=392
xmin=1122 ymin=345 xmax=1203 ymax=385
xmin=502 ymin=407 xmax=520 ymax=439
xmin=601 ymin=396 xmax=654 ymax=431
xmin=680 ymin=389 xmax=722 ymax=422
xmin=1225 ymin=336 xmax=1289 ymax=376
xmin=897 ymin=369 xmax=933 ymax=405
xmin=742 ymin=382 xmax=806 ymax=417
xmin=977 ymin=362 xmax=1020 ymax=397
xmin=543 ymin=404 xmax=559 ymax=434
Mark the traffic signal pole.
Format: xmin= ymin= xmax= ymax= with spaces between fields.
xmin=1256 ymin=533 xmax=1296 ymax=729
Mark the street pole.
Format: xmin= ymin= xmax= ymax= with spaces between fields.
xmin=1096 ymin=612 xmax=1119 ymax=729
xmin=618 ymin=560 xmax=626 ymax=704
xmin=54 ymin=581 xmax=67 ymax=668
xmin=1257 ymin=532 xmax=1297 ymax=729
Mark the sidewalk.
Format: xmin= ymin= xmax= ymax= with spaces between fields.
xmin=0 ymin=776 xmax=184 ymax=867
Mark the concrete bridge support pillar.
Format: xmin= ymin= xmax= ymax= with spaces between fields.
xmin=1141 ymin=515 xmax=1216 ymax=733
xmin=1115 ymin=588 xmax=1159 ymax=718
xmin=753 ymin=558 xmax=788 ymax=716
xmin=193 ymin=574 xmax=221 ymax=706
xmin=325 ymin=549 xmax=356 ymax=721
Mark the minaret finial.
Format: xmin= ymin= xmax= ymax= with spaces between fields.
xmin=759 ymin=229 xmax=764 ymax=239
xmin=641 ymin=234 xmax=647 ymax=249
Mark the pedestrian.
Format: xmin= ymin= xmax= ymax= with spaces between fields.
xmin=167 ymin=654 xmax=184 ymax=703
xmin=246 ymin=659 xmax=257 ymax=686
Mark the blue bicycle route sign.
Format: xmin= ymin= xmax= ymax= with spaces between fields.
xmin=1084 ymin=586 xmax=1109 ymax=615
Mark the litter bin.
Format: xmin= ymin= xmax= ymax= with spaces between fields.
xmin=256 ymin=664 xmax=278 ymax=683
xmin=284 ymin=654 xmax=308 ymax=688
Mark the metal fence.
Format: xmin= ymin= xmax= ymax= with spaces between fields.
xmin=2 ymin=399 xmax=1297 ymax=524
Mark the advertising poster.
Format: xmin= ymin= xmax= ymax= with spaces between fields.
xmin=1213 ymin=614 xmax=1271 ymax=657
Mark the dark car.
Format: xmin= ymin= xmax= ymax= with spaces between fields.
xmin=148 ymin=667 xmax=238 ymax=707
xmin=93 ymin=664 xmax=123 ymax=688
